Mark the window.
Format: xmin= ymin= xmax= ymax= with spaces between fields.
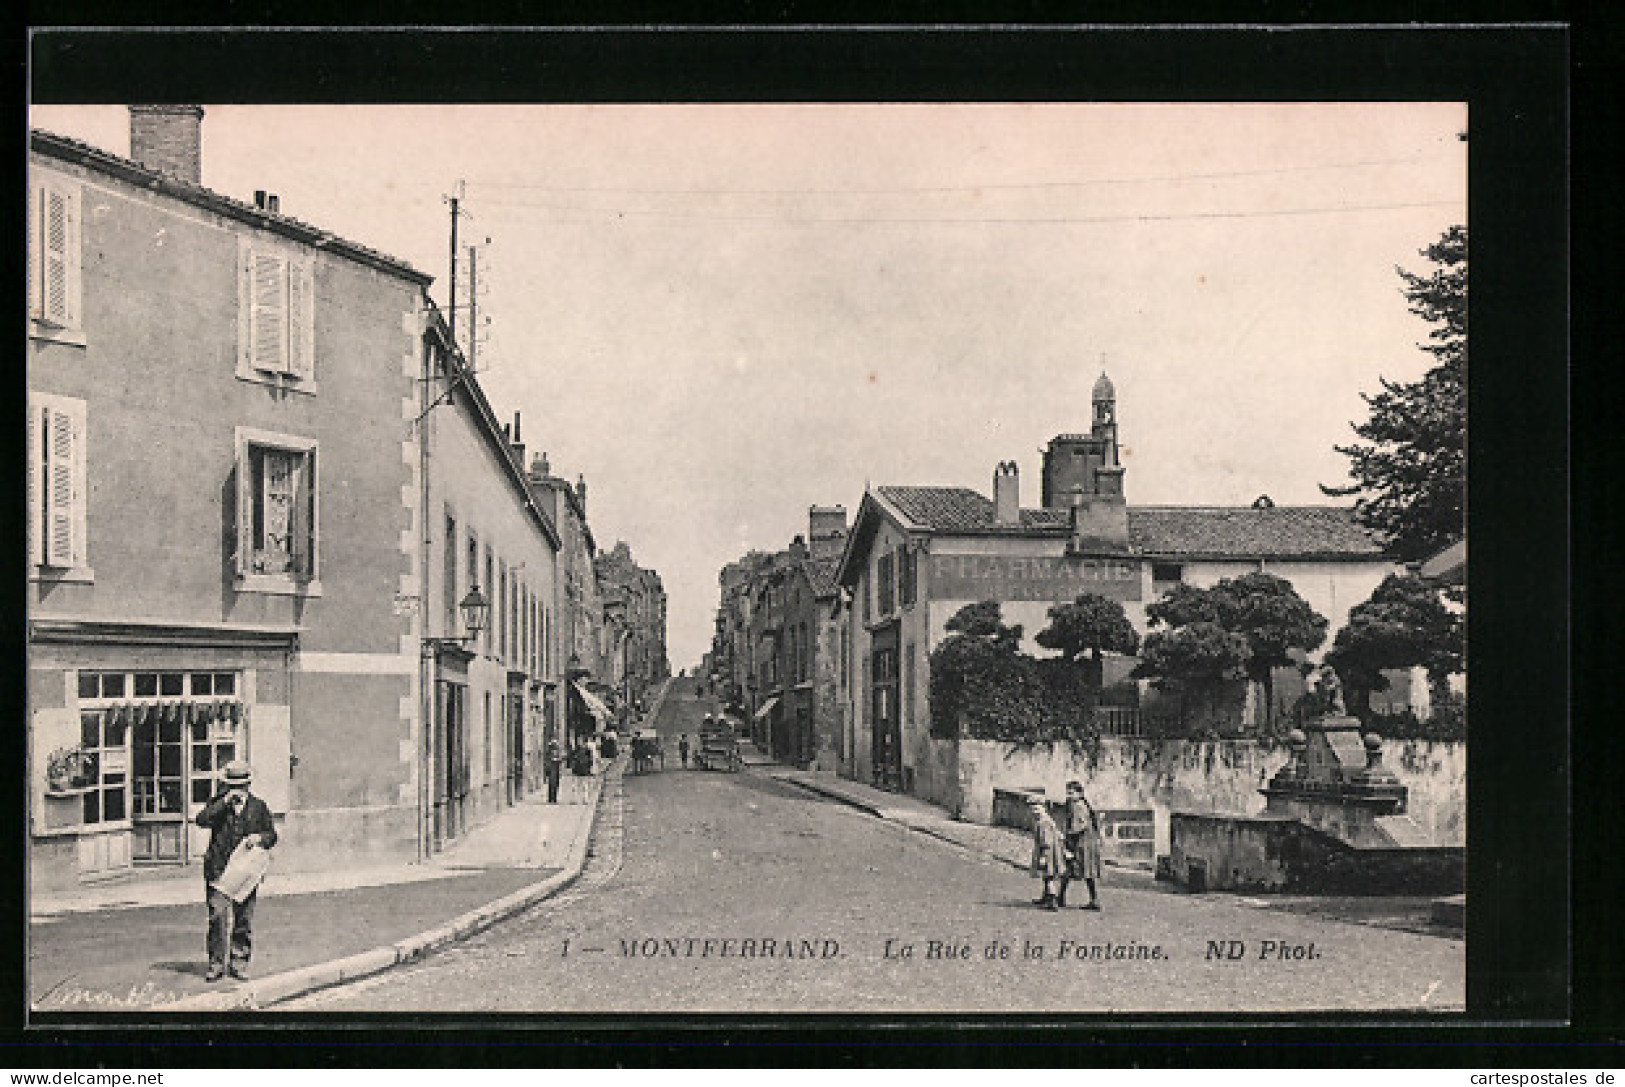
xmin=28 ymin=394 xmax=89 ymax=577
xmin=237 ymin=239 xmax=315 ymax=388
xmin=444 ymin=513 xmax=459 ymax=634
xmin=876 ymin=552 xmax=895 ymax=616
xmin=484 ymin=693 xmax=493 ymax=781
xmin=74 ymin=671 xmax=242 ymax=827
xmin=1152 ymin=562 xmax=1184 ymax=585
xmin=484 ymin=548 xmax=495 ymax=653
xmin=29 ymin=174 xmax=82 ymax=338
xmin=899 ymin=547 xmax=917 ymax=608
xmin=235 ymin=429 xmax=318 ymax=588
xmin=499 ymin=562 xmax=509 ymax=662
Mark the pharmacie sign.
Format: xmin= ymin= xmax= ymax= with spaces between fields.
xmin=929 ymin=553 xmax=1142 ymax=602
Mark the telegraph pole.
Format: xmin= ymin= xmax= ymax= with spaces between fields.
xmin=445 ymin=181 xmax=465 ymax=350
xmin=467 ymin=243 xmax=478 ymax=371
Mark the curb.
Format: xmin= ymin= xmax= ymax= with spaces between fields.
xmin=154 ymin=765 xmax=618 ymax=1013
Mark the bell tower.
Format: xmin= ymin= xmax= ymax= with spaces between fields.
xmin=1041 ymin=368 xmax=1128 ymax=549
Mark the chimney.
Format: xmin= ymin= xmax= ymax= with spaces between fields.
xmin=129 ymin=105 xmax=204 ymax=184
xmin=993 ymin=461 xmax=1020 ymax=525
xmin=789 ymin=535 xmax=809 ymax=561
xmin=808 ymin=505 xmax=848 ymax=561
xmin=575 ymin=475 xmax=588 ymax=517
xmin=509 ymin=412 xmax=526 ymax=469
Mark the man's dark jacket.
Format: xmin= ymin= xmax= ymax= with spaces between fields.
xmin=195 ymin=791 xmax=278 ymax=885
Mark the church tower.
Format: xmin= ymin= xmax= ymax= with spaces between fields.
xmin=1041 ymin=370 xmax=1129 ymax=549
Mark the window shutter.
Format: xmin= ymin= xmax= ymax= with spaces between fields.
xmin=248 ymin=705 xmax=292 ymax=815
xmin=234 ymin=446 xmax=252 ymax=576
xmin=26 ymin=405 xmax=41 ymax=567
xmin=44 ymin=406 xmax=77 ymax=567
xmin=27 ymin=184 xmax=39 ymax=320
xmin=39 ymin=185 xmax=77 ymax=326
xmin=290 ymin=450 xmax=315 ymax=577
xmin=61 ymin=185 xmax=82 ymax=328
xmin=249 ymin=250 xmax=289 ymax=373
xmin=68 ymin=403 xmax=87 ymax=568
xmin=287 ymin=258 xmax=314 ymax=381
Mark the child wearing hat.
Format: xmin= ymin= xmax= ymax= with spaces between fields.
xmin=1027 ymin=793 xmax=1064 ymax=911
xmin=195 ymin=759 xmax=278 ymax=981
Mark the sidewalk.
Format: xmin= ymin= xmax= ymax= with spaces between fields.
xmin=753 ymin=750 xmax=1463 ymax=939
xmin=30 ymin=761 xmax=617 ymax=1012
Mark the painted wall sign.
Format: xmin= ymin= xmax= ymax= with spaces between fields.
xmin=930 ymin=553 xmax=1142 ymax=602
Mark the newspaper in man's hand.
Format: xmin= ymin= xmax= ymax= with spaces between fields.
xmin=214 ymin=839 xmax=271 ymax=903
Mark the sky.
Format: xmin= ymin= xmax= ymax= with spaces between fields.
xmin=28 ymin=103 xmax=1466 ymax=672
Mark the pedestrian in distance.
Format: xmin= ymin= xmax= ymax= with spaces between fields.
xmin=195 ymin=760 xmax=277 ymax=981
xmin=1027 ymin=793 xmax=1064 ymax=911
xmin=679 ymin=733 xmax=691 ymax=769
xmin=1060 ymin=779 xmax=1104 ymax=911
xmin=544 ymin=740 xmax=564 ymax=804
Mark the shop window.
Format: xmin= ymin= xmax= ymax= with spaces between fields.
xmin=75 ymin=710 xmax=127 ymax=825
xmin=234 ymin=429 xmax=318 ymax=590
xmin=75 ymin=671 xmax=243 ymax=831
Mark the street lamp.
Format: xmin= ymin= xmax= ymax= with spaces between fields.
xmin=424 ymin=584 xmax=489 ymax=652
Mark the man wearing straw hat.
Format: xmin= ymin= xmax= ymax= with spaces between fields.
xmin=195 ymin=759 xmax=278 ymax=981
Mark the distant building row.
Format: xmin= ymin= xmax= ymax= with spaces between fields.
xmin=713 ymin=373 xmax=1420 ymax=809
xmin=26 ymin=107 xmax=665 ymax=893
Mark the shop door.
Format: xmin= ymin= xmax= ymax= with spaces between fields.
xmin=435 ymin=681 xmax=469 ymax=843
xmin=870 ymin=628 xmax=902 ymax=790
xmin=507 ymin=689 xmax=525 ymax=804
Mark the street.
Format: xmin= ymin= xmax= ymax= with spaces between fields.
xmin=283 ymin=680 xmax=1463 ymax=1014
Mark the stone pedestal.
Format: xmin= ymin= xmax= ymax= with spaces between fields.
xmin=1260 ymin=716 xmax=1409 ymax=846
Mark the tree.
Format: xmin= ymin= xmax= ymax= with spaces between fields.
xmin=1132 ymin=622 xmax=1251 ymax=726
xmin=1207 ymin=573 xmax=1329 ymax=722
xmin=945 ymin=599 xmax=1023 ymax=650
xmin=1325 ymin=573 xmax=1464 ymax=715
xmin=1323 ymin=225 xmax=1466 ymax=562
xmin=1143 ymin=574 xmax=1327 ymax=724
xmin=1035 ymin=593 xmax=1141 ymax=685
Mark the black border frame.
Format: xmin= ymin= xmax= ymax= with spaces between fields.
xmin=12 ymin=22 xmax=1583 ymax=1066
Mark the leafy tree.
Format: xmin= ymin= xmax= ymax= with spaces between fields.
xmin=1132 ymin=622 xmax=1251 ymax=725
xmin=1035 ymin=593 xmax=1141 ymax=685
xmin=1145 ymin=582 xmax=1223 ymax=629
xmin=944 ymin=599 xmax=1023 ymax=650
xmin=1142 ymin=574 xmax=1327 ymax=724
xmin=1209 ymin=573 xmax=1329 ymax=721
xmin=1323 ymin=225 xmax=1466 ymax=562
xmin=1325 ymin=573 xmax=1464 ymax=715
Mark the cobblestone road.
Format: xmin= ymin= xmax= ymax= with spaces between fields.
xmin=288 ymin=683 xmax=1464 ymax=1014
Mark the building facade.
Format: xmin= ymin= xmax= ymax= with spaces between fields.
xmin=27 ymin=112 xmax=435 ymax=889
xmin=27 ymin=108 xmax=566 ymax=893
xmin=835 ymin=373 xmax=1400 ymax=803
xmin=594 ymin=541 xmax=669 ymax=715
xmin=711 ymin=508 xmax=848 ymax=770
xmin=419 ymin=318 xmax=561 ymax=854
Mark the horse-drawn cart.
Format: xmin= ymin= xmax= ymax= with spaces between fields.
xmin=694 ymin=716 xmax=741 ymax=772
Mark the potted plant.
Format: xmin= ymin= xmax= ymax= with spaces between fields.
xmin=45 ymin=746 xmax=95 ymax=792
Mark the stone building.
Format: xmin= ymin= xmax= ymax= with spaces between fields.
xmin=712 ymin=508 xmax=848 ymax=769
xmin=418 ymin=320 xmax=561 ymax=853
xmin=26 ymin=108 xmax=563 ymax=893
xmin=835 ymin=372 xmax=1400 ymax=802
xmin=593 ymin=541 xmax=669 ymax=717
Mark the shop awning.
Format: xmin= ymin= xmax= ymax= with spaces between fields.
xmin=573 ymin=681 xmax=613 ymax=726
xmin=753 ymin=696 xmax=780 ymax=721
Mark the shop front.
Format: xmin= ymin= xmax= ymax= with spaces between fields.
xmin=28 ymin=620 xmax=296 ymax=894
